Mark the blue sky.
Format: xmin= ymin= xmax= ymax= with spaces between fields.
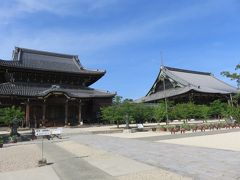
xmin=0 ymin=0 xmax=239 ymax=99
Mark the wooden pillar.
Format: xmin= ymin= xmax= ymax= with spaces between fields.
xmin=65 ymin=100 xmax=68 ymax=125
xmin=42 ymin=100 xmax=46 ymax=126
xmin=78 ymin=100 xmax=82 ymax=125
xmin=230 ymin=93 xmax=233 ymax=107
xmin=25 ymin=101 xmax=30 ymax=127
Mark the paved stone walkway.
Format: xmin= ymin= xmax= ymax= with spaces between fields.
xmin=135 ymin=128 xmax=240 ymax=141
xmin=55 ymin=140 xmax=190 ymax=180
xmin=0 ymin=166 xmax=60 ymax=180
xmin=72 ymin=134 xmax=240 ymax=180
xmin=38 ymin=142 xmax=115 ymax=180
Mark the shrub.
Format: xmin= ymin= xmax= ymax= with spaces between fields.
xmin=232 ymin=106 xmax=240 ymax=123
xmin=180 ymin=123 xmax=191 ymax=131
xmin=0 ymin=136 xmax=3 ymax=144
xmin=154 ymin=103 xmax=166 ymax=123
xmin=0 ymin=106 xmax=24 ymax=126
xmin=209 ymin=100 xmax=227 ymax=119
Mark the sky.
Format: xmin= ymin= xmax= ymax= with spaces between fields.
xmin=0 ymin=0 xmax=239 ymax=100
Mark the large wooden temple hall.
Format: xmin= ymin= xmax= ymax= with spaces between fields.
xmin=0 ymin=47 xmax=115 ymax=127
xmin=137 ymin=66 xmax=238 ymax=104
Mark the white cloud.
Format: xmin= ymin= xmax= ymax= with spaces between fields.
xmin=0 ymin=0 xmax=119 ymax=24
xmin=0 ymin=0 xmax=238 ymax=60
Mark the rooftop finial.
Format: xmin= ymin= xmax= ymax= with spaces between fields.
xmin=160 ymin=51 xmax=165 ymax=69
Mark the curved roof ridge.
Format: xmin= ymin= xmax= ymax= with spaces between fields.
xmin=146 ymin=66 xmax=193 ymax=96
xmin=165 ymin=66 xmax=211 ymax=75
xmin=14 ymin=47 xmax=78 ymax=59
xmin=93 ymin=88 xmax=116 ymax=95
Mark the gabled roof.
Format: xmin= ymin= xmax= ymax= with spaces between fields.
xmin=0 ymin=47 xmax=105 ymax=75
xmin=137 ymin=66 xmax=238 ymax=103
xmin=0 ymin=82 xmax=115 ymax=98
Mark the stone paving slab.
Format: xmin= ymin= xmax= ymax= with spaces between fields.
xmin=38 ymin=141 xmax=115 ymax=180
xmin=56 ymin=141 xmax=191 ymax=180
xmin=71 ymin=134 xmax=240 ymax=180
xmin=159 ymin=131 xmax=240 ymax=151
xmin=134 ymin=128 xmax=240 ymax=141
xmin=0 ymin=166 xmax=60 ymax=180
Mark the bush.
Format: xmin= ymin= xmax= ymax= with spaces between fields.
xmin=0 ymin=136 xmax=3 ymax=144
xmin=180 ymin=123 xmax=191 ymax=131
xmin=101 ymin=98 xmax=237 ymax=126
xmin=0 ymin=106 xmax=24 ymax=126
xmin=154 ymin=103 xmax=166 ymax=123
xmin=209 ymin=100 xmax=227 ymax=119
xmin=232 ymin=106 xmax=240 ymax=123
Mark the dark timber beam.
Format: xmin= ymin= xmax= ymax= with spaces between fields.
xmin=65 ymin=100 xmax=68 ymax=126
xmin=25 ymin=99 xmax=30 ymax=127
xmin=42 ymin=99 xmax=46 ymax=126
xmin=78 ymin=99 xmax=82 ymax=125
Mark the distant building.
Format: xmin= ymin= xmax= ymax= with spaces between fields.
xmin=136 ymin=66 xmax=238 ymax=104
xmin=0 ymin=47 xmax=115 ymax=127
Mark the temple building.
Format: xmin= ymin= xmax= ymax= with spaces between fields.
xmin=0 ymin=47 xmax=115 ymax=127
xmin=136 ymin=66 xmax=238 ymax=104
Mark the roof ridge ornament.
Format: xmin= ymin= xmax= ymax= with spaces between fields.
xmin=51 ymin=85 xmax=60 ymax=89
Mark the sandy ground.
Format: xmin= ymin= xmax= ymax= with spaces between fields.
xmin=0 ymin=166 xmax=60 ymax=180
xmin=100 ymin=129 xmax=223 ymax=139
xmin=0 ymin=144 xmax=41 ymax=172
xmin=56 ymin=141 xmax=191 ymax=180
xmin=101 ymin=131 xmax=171 ymax=138
xmin=0 ymin=119 xmax=224 ymax=136
xmin=158 ymin=131 xmax=240 ymax=151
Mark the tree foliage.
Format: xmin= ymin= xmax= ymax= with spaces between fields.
xmin=209 ymin=100 xmax=227 ymax=119
xmin=221 ymin=63 xmax=240 ymax=88
xmin=154 ymin=103 xmax=166 ymax=122
xmin=0 ymin=106 xmax=24 ymax=126
xmin=232 ymin=106 xmax=240 ymax=123
xmin=132 ymin=103 xmax=154 ymax=123
xmin=101 ymin=97 xmax=237 ymax=126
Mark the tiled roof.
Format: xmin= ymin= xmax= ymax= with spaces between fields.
xmin=137 ymin=66 xmax=238 ymax=103
xmin=0 ymin=82 xmax=115 ymax=98
xmin=165 ymin=66 xmax=237 ymax=93
xmin=0 ymin=47 xmax=105 ymax=75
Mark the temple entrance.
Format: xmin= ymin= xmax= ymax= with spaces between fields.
xmin=44 ymin=94 xmax=67 ymax=127
xmin=29 ymin=105 xmax=42 ymax=128
xmin=46 ymin=105 xmax=65 ymax=126
xmin=24 ymin=94 xmax=105 ymax=127
xmin=68 ymin=105 xmax=78 ymax=126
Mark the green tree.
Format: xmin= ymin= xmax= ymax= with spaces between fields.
xmin=209 ymin=100 xmax=227 ymax=119
xmin=171 ymin=103 xmax=209 ymax=122
xmin=197 ymin=105 xmax=210 ymax=121
xmin=101 ymin=105 xmax=125 ymax=128
xmin=121 ymin=101 xmax=135 ymax=125
xmin=0 ymin=106 xmax=24 ymax=126
xmin=221 ymin=63 xmax=240 ymax=89
xmin=232 ymin=106 xmax=240 ymax=123
xmin=171 ymin=103 xmax=193 ymax=122
xmin=113 ymin=95 xmax=123 ymax=105
xmin=132 ymin=103 xmax=154 ymax=123
xmin=232 ymin=93 xmax=240 ymax=107
xmin=154 ymin=103 xmax=166 ymax=123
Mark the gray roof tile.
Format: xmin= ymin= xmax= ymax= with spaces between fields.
xmin=137 ymin=66 xmax=238 ymax=103
xmin=0 ymin=82 xmax=115 ymax=98
xmin=0 ymin=47 xmax=105 ymax=75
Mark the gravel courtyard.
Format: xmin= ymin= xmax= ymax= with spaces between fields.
xmin=0 ymin=144 xmax=41 ymax=172
xmin=1 ymin=129 xmax=240 ymax=179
